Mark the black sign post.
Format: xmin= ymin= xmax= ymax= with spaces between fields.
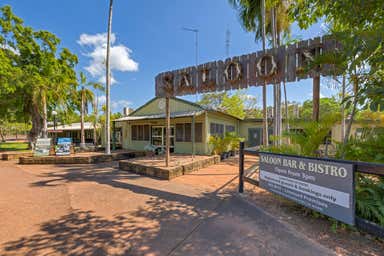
xmin=239 ymin=142 xmax=245 ymax=193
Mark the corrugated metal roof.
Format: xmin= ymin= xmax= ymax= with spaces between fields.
xmin=114 ymin=110 xmax=205 ymax=121
xmin=47 ymin=122 xmax=96 ymax=131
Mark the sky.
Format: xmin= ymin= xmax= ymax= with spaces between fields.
xmin=3 ymin=0 xmax=338 ymax=112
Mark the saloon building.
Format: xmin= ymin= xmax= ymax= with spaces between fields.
xmin=114 ymin=97 xmax=270 ymax=154
xmin=114 ymin=97 xmax=383 ymax=155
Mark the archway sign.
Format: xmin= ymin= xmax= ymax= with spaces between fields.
xmin=155 ymin=36 xmax=340 ymax=166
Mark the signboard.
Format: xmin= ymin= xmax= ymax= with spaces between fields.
xmin=259 ymin=152 xmax=355 ymax=225
xmin=55 ymin=137 xmax=72 ymax=156
xmin=155 ymin=36 xmax=341 ymax=97
xmin=34 ymin=138 xmax=51 ymax=157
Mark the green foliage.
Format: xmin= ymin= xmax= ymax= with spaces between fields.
xmin=0 ymin=5 xmax=78 ymax=142
xmin=356 ymin=174 xmax=384 ymax=226
xmin=198 ymin=91 xmax=260 ymax=119
xmin=282 ymin=115 xmax=338 ymax=157
xmin=221 ymin=93 xmax=246 ymax=119
xmin=229 ymin=0 xmax=292 ymax=45
xmin=299 ymin=97 xmax=342 ymax=121
xmin=290 ymin=0 xmax=384 ymax=112
xmin=209 ymin=132 xmax=244 ymax=155
xmin=0 ymin=142 xmax=29 ymax=151
xmin=209 ymin=136 xmax=225 ymax=155
xmin=336 ymin=128 xmax=384 ymax=163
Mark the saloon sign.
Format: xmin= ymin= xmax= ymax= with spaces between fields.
xmin=259 ymin=152 xmax=355 ymax=225
xmin=155 ymin=36 xmax=340 ymax=97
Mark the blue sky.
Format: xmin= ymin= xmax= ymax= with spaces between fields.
xmin=4 ymin=0 xmax=338 ymax=112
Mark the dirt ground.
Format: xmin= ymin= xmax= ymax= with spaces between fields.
xmin=0 ymin=156 xmax=383 ymax=255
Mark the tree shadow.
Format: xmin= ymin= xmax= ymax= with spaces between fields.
xmin=1 ymin=161 xmax=266 ymax=255
xmin=0 ymin=195 xmax=225 ymax=255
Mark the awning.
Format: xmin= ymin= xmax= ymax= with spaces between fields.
xmin=114 ymin=110 xmax=205 ymax=122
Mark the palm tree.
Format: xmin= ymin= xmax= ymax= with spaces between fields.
xmin=229 ymin=0 xmax=292 ymax=145
xmin=105 ymin=0 xmax=113 ymax=154
xmin=78 ymin=72 xmax=104 ymax=149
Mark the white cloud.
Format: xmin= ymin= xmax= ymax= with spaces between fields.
xmin=97 ymin=95 xmax=106 ymax=106
xmin=97 ymin=75 xmax=117 ymax=85
xmin=112 ymin=100 xmax=132 ymax=111
xmin=78 ymin=33 xmax=116 ymax=46
xmin=78 ymin=33 xmax=138 ymax=83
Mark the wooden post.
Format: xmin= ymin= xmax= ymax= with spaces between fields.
xmin=238 ymin=141 xmax=244 ymax=193
xmin=263 ymin=84 xmax=268 ymax=146
xmin=191 ymin=115 xmax=195 ymax=159
xmin=313 ymin=75 xmax=320 ymax=121
xmin=165 ymin=97 xmax=170 ymax=167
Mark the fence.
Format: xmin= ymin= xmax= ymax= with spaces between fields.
xmin=238 ymin=141 xmax=384 ymax=238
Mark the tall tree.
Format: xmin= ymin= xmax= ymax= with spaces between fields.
xmin=290 ymin=0 xmax=384 ymax=145
xmin=0 ymin=6 xmax=78 ymax=146
xmin=77 ymin=72 xmax=103 ymax=149
xmin=229 ymin=0 xmax=293 ymax=145
xmin=105 ymin=0 xmax=113 ymax=154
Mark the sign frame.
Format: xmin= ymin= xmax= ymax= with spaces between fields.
xmin=258 ymin=151 xmax=356 ymax=225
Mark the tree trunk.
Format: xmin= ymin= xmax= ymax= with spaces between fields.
xmin=312 ymin=75 xmax=320 ymax=121
xmin=29 ymin=102 xmax=43 ymax=149
xmin=261 ymin=0 xmax=268 ymax=146
xmin=80 ymin=88 xmax=86 ymax=148
xmin=105 ymin=0 xmax=113 ymax=154
xmin=0 ymin=128 xmax=6 ymax=142
xmin=283 ymin=80 xmax=289 ymax=131
xmin=344 ymin=79 xmax=358 ymax=146
xmin=271 ymin=7 xmax=281 ymax=145
xmin=42 ymin=92 xmax=48 ymax=138
xmin=341 ymin=75 xmax=346 ymax=141
xmin=93 ymin=97 xmax=98 ymax=146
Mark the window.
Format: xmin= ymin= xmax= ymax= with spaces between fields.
xmin=176 ymin=124 xmax=184 ymax=141
xmin=131 ymin=125 xmax=137 ymax=140
xmin=176 ymin=123 xmax=203 ymax=142
xmin=131 ymin=125 xmax=150 ymax=141
xmin=143 ymin=125 xmax=150 ymax=140
xmin=195 ymin=123 xmax=203 ymax=142
xmin=210 ymin=123 xmax=224 ymax=137
xmin=226 ymin=125 xmax=235 ymax=133
xmin=185 ymin=123 xmax=191 ymax=142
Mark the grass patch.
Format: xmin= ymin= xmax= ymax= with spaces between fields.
xmin=0 ymin=142 xmax=29 ymax=151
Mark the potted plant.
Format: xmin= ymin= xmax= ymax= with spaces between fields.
xmin=144 ymin=144 xmax=156 ymax=157
xmin=209 ymin=136 xmax=226 ymax=160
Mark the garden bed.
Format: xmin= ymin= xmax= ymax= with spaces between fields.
xmin=119 ymin=154 xmax=220 ymax=180
xmin=18 ymin=150 xmax=145 ymax=165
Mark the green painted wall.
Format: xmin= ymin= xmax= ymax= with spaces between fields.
xmin=118 ymin=114 xmax=208 ymax=154
xmin=239 ymin=120 xmax=264 ymax=146
xmin=132 ymin=97 xmax=202 ymax=116
xmin=206 ymin=112 xmax=240 ymax=154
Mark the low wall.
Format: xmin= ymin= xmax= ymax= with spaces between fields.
xmin=119 ymin=155 xmax=220 ymax=180
xmin=19 ymin=151 xmax=145 ymax=165
xmin=1 ymin=152 xmax=32 ymax=161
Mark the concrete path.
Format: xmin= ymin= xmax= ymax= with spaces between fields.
xmin=0 ymin=158 xmax=334 ymax=255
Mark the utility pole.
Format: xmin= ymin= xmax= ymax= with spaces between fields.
xmin=226 ymin=29 xmax=230 ymax=57
xmin=182 ymin=27 xmax=199 ymax=158
xmin=182 ymin=27 xmax=199 ymax=68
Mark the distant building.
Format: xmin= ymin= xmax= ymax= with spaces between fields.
xmin=47 ymin=122 xmax=99 ymax=145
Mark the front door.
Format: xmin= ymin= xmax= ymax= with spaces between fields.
xmin=151 ymin=126 xmax=174 ymax=153
xmin=248 ymin=127 xmax=262 ymax=147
